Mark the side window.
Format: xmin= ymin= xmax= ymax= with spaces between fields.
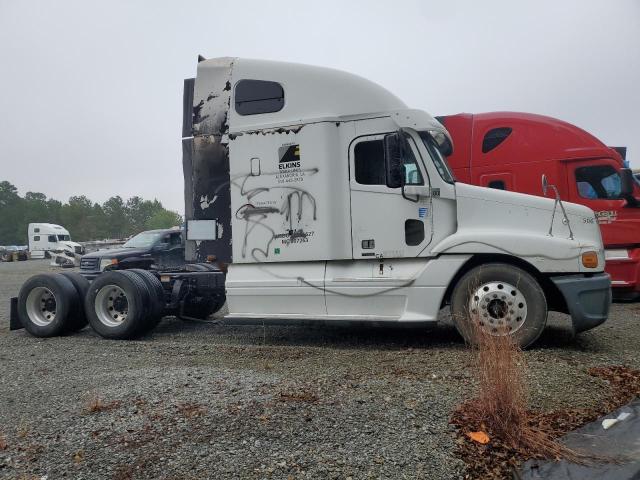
xmin=488 ymin=180 xmax=506 ymax=190
xmin=169 ymin=233 xmax=182 ymax=246
xmin=34 ymin=228 xmax=40 ymax=233
xmin=401 ymin=138 xmax=424 ymax=186
xmin=48 ymin=235 xmax=57 ymax=242
xmin=575 ymin=165 xmax=622 ymax=199
xmin=354 ymin=136 xmax=423 ymax=186
xmin=482 ymin=127 xmax=512 ymax=153
xmin=33 ymin=236 xmax=40 ymax=241
xmin=355 ymin=140 xmax=386 ymax=185
xmin=234 ymin=79 xmax=284 ymax=115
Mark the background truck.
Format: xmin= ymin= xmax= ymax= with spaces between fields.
xmin=438 ymin=113 xmax=640 ymax=300
xmin=79 ymin=228 xmax=185 ymax=279
xmin=28 ymin=223 xmax=85 ymax=265
xmin=11 ymin=57 xmax=611 ymax=348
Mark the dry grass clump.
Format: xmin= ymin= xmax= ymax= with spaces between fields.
xmin=279 ymin=389 xmax=319 ymax=404
xmin=459 ymin=323 xmax=583 ymax=459
xmin=85 ymin=394 xmax=121 ymax=413
xmin=175 ymin=402 xmax=206 ymax=418
xmin=451 ymin=315 xmax=590 ymax=477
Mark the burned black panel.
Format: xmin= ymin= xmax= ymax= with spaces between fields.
xmin=182 ymin=58 xmax=235 ymax=265
xmin=182 ymin=78 xmax=195 ymax=138
xmin=188 ymin=137 xmax=232 ymax=263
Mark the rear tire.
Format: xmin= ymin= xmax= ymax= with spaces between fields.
xmin=450 ymin=263 xmax=547 ymax=349
xmin=18 ymin=273 xmax=79 ymax=337
xmin=59 ymin=272 xmax=90 ymax=332
xmin=85 ymin=271 xmax=149 ymax=339
xmin=128 ymin=269 xmax=165 ymax=330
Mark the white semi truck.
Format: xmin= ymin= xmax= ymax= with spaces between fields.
xmin=28 ymin=223 xmax=84 ymax=266
xmin=10 ymin=57 xmax=611 ymax=347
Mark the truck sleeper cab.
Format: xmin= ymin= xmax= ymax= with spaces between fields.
xmin=11 ymin=58 xmax=611 ymax=348
xmin=28 ymin=223 xmax=84 ymax=261
xmin=439 ymin=113 xmax=640 ymax=300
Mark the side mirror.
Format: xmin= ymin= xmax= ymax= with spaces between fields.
xmin=384 ymin=132 xmax=405 ymax=189
xmin=541 ymin=174 xmax=549 ymax=196
xmin=620 ymin=168 xmax=638 ymax=207
xmin=620 ymin=168 xmax=634 ymax=197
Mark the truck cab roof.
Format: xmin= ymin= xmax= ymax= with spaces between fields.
xmin=440 ymin=112 xmax=623 ymax=170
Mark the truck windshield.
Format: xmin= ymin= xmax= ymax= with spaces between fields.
xmin=418 ymin=132 xmax=455 ymax=184
xmin=57 ymin=235 xmax=70 ymax=241
xmin=124 ymin=232 xmax=163 ymax=248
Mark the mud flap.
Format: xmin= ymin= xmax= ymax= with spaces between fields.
xmin=9 ymin=296 xmax=23 ymax=330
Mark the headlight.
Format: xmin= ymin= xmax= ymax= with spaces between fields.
xmin=100 ymin=258 xmax=118 ymax=271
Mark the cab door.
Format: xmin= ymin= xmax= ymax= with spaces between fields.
xmin=566 ymin=159 xmax=627 ymax=242
xmin=153 ymin=232 xmax=185 ymax=268
xmin=349 ymin=132 xmax=433 ymax=259
xmin=566 ymin=158 xmax=640 ymax=255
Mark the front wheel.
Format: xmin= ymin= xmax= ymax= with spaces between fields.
xmin=450 ymin=263 xmax=547 ymax=349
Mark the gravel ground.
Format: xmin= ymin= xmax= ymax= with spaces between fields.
xmin=0 ymin=260 xmax=638 ymax=480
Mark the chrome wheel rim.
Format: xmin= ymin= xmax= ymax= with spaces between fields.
xmin=95 ymin=285 xmax=128 ymax=327
xmin=26 ymin=287 xmax=57 ymax=326
xmin=468 ymin=281 xmax=527 ymax=335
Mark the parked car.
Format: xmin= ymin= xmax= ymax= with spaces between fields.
xmin=1 ymin=246 xmax=29 ymax=262
xmin=79 ymin=228 xmax=184 ymax=279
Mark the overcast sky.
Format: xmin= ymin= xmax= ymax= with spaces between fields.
xmin=1 ymin=0 xmax=638 ymax=213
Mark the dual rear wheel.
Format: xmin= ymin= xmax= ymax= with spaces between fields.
xmin=18 ymin=269 xmax=166 ymax=340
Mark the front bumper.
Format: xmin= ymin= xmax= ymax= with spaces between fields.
xmin=551 ymin=273 xmax=611 ymax=334
xmin=605 ymin=247 xmax=640 ymax=299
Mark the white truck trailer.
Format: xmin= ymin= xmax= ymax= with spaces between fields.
xmin=10 ymin=57 xmax=610 ymax=347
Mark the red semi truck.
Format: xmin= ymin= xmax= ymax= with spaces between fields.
xmin=439 ymin=112 xmax=640 ymax=300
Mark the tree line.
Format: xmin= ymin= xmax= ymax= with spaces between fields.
xmin=0 ymin=180 xmax=183 ymax=245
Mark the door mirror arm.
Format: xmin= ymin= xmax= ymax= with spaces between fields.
xmin=401 ymin=183 xmax=420 ymax=203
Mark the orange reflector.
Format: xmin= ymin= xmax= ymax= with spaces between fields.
xmin=582 ymin=251 xmax=598 ymax=268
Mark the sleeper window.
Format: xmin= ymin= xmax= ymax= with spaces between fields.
xmin=482 ymin=127 xmax=512 ymax=153
xmin=235 ymin=80 xmax=284 ymax=115
xmin=33 ymin=236 xmax=40 ymax=241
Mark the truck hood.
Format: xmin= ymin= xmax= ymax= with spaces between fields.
xmin=82 ymin=247 xmax=149 ymax=259
xmin=433 ymin=183 xmax=605 ymax=273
